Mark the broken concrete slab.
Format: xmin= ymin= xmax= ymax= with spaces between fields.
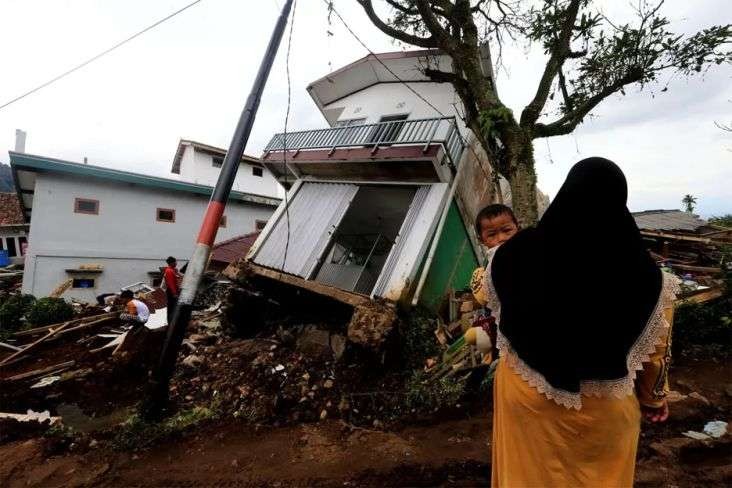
xmin=296 ymin=327 xmax=332 ymax=359
xmin=347 ymin=302 xmax=398 ymax=352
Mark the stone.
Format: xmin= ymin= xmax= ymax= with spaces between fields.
xmin=330 ymin=334 xmax=347 ymax=361
xmin=89 ymin=439 xmax=99 ymax=448
xmin=296 ymin=327 xmax=332 ymax=358
xmin=323 ymin=379 xmax=334 ymax=389
xmin=182 ymin=355 xmax=204 ymax=368
xmin=347 ymin=302 xmax=397 ymax=352
xmin=320 ymin=409 xmax=328 ymax=420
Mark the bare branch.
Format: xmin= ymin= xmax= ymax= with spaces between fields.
xmin=356 ymin=0 xmax=438 ymax=48
xmin=520 ymin=0 xmax=582 ymax=128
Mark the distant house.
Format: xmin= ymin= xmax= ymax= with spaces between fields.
xmin=0 ymin=192 xmax=30 ymax=265
xmin=10 ymin=144 xmax=281 ymax=301
xmin=209 ymin=232 xmax=260 ymax=272
xmin=633 ymin=209 xmax=708 ymax=233
xmin=249 ymin=50 xmax=505 ymax=313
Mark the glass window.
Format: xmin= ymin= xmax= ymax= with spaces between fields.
xmin=255 ymin=219 xmax=267 ymax=231
xmin=6 ymin=238 xmax=17 ymax=257
xmin=18 ymin=237 xmax=27 ymax=255
xmin=157 ymin=208 xmax=176 ymax=223
xmin=72 ymin=278 xmax=95 ymax=288
xmin=74 ymin=198 xmax=99 ymax=215
xmin=212 ymin=156 xmax=224 ymax=168
xmin=252 ymin=165 xmax=264 ymax=177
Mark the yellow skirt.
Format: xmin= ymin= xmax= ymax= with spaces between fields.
xmin=491 ymin=359 xmax=641 ymax=488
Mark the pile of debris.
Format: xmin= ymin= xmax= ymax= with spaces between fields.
xmin=0 ymin=264 xmax=23 ymax=300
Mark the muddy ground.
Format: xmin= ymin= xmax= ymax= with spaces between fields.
xmin=1 ymin=353 xmax=729 ymax=488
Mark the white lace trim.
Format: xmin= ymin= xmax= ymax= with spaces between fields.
xmin=483 ymin=249 xmax=680 ymax=410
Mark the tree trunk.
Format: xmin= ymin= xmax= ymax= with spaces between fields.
xmin=503 ymin=130 xmax=539 ymax=227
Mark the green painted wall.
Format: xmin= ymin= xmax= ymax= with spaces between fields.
xmin=418 ymin=201 xmax=478 ymax=313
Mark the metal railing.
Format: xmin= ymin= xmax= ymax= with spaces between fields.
xmin=264 ymin=116 xmax=465 ymax=168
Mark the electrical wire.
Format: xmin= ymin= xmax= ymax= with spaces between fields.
xmin=323 ymin=0 xmax=497 ymax=190
xmin=280 ymin=0 xmax=298 ymax=273
xmin=0 ymin=0 xmax=203 ymax=112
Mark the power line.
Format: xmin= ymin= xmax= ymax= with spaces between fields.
xmin=323 ymin=1 xmax=497 ymax=190
xmin=0 ymin=0 xmax=203 ymax=112
xmin=280 ymin=0 xmax=298 ymax=273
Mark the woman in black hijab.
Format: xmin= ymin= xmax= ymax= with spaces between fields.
xmin=486 ymin=158 xmax=678 ymax=487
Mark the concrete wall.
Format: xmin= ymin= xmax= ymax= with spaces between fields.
xmin=23 ymin=172 xmax=275 ymax=300
xmin=178 ymin=146 xmax=281 ymax=197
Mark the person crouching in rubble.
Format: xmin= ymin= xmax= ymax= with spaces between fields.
xmin=119 ymin=290 xmax=150 ymax=329
xmin=465 ymin=204 xmax=520 ymax=363
xmin=488 ymin=158 xmax=676 ymax=487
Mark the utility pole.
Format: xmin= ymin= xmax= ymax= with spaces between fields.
xmin=141 ymin=0 xmax=295 ymax=420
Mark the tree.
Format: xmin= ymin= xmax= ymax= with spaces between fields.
xmin=356 ymin=0 xmax=731 ymax=225
xmin=682 ymin=194 xmax=697 ymax=213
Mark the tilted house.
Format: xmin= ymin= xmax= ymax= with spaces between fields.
xmin=10 ymin=141 xmax=281 ymax=301
xmin=248 ymin=50 xmax=502 ymax=313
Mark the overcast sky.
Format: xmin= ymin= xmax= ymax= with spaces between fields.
xmin=0 ymin=0 xmax=729 ymax=216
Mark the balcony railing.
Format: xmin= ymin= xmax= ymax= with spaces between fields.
xmin=264 ymin=116 xmax=465 ymax=168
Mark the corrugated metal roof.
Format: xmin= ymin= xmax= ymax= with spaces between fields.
xmin=211 ymin=232 xmax=260 ymax=265
xmin=252 ymin=183 xmax=359 ymax=277
xmin=632 ymin=209 xmax=707 ymax=232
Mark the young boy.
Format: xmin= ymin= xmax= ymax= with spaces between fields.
xmin=466 ymin=204 xmax=520 ymax=362
xmin=119 ymin=290 xmax=150 ymax=328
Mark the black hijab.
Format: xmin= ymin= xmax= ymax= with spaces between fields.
xmin=490 ymin=157 xmax=662 ymax=397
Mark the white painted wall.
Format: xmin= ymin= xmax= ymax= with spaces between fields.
xmin=23 ymin=172 xmax=275 ymax=300
xmin=324 ymin=82 xmax=469 ymax=136
xmin=177 ymin=146 xmax=281 ymax=197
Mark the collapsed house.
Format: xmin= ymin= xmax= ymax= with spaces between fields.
xmin=9 ymin=140 xmax=281 ymax=301
xmin=246 ymin=50 xmax=507 ymax=314
xmin=0 ymin=193 xmax=29 ymax=265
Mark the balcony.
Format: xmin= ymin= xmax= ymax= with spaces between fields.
xmin=262 ymin=117 xmax=465 ymax=184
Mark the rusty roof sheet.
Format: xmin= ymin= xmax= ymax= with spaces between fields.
xmin=211 ymin=232 xmax=260 ymax=265
xmin=632 ymin=209 xmax=707 ymax=232
xmin=0 ymin=193 xmax=25 ymax=225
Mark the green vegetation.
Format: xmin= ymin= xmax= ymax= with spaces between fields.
xmin=709 ymin=214 xmax=732 ymax=228
xmin=0 ymin=294 xmax=36 ymax=339
xmin=112 ymin=406 xmax=218 ymax=451
xmin=26 ymin=297 xmax=73 ymax=327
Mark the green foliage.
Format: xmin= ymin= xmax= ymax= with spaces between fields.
xmin=112 ymin=406 xmax=217 ymax=451
xmin=25 ymin=297 xmax=74 ymax=327
xmin=0 ymin=294 xmax=36 ymax=337
xmin=403 ymin=371 xmax=467 ymax=414
xmin=401 ymin=309 xmax=441 ymax=370
xmin=709 ymin=214 xmax=732 ymax=228
xmin=681 ymin=194 xmax=697 ymax=213
xmin=479 ymin=107 xmax=514 ymax=140
xmin=673 ymin=298 xmax=731 ymax=359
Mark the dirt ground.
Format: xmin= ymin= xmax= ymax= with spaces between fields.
xmin=1 ymin=354 xmax=729 ymax=488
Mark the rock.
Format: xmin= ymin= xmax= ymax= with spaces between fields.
xmin=231 ymin=459 xmax=238 ymax=468
xmin=89 ymin=439 xmax=99 ymax=448
xmin=330 ymin=334 xmax=347 ymax=361
xmin=182 ymin=355 xmax=204 ymax=368
xmin=372 ymin=419 xmax=383 ymax=429
xmin=688 ymin=392 xmax=711 ymax=405
xmin=296 ymin=327 xmax=332 ymax=358
xmin=666 ymin=390 xmax=688 ymax=403
xmin=320 ymin=409 xmax=328 ymax=420
xmin=323 ymin=379 xmax=334 ymax=389
xmin=347 ymin=302 xmax=397 ymax=352
xmin=338 ymin=397 xmax=350 ymax=412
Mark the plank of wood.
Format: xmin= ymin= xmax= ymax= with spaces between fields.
xmin=12 ymin=312 xmax=117 ymax=338
xmin=53 ymin=315 xmax=117 ymax=338
xmin=0 ymin=342 xmax=22 ymax=352
xmin=2 ymin=360 xmax=76 ymax=382
xmin=669 ymin=263 xmax=722 ymax=274
xmin=249 ymin=263 xmax=370 ymax=307
xmin=679 ymin=288 xmax=724 ymax=305
xmin=0 ymin=321 xmax=74 ymax=366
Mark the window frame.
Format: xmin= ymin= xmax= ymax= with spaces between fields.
xmin=252 ymin=165 xmax=264 ymax=177
xmin=156 ymin=208 xmax=176 ymax=223
xmin=74 ymin=198 xmax=99 ymax=215
xmin=72 ymin=278 xmax=96 ymax=289
xmin=255 ymin=219 xmax=267 ymax=231
xmin=212 ymin=156 xmax=224 ymax=168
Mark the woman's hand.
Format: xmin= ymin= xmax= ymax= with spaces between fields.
xmin=641 ymin=400 xmax=669 ymax=423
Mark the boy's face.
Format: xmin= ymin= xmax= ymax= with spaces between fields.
xmin=479 ymin=213 xmax=518 ymax=248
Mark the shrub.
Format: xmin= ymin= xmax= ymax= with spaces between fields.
xmin=25 ymin=297 xmax=74 ymax=327
xmin=0 ymin=294 xmax=36 ymax=337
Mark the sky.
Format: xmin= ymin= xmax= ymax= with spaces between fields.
xmin=0 ymin=0 xmax=730 ymax=217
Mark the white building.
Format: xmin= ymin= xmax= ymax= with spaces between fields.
xmin=251 ymin=50 xmax=500 ymax=312
xmin=10 ymin=147 xmax=280 ymax=301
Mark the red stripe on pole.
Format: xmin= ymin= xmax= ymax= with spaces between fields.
xmin=197 ymin=201 xmax=225 ymax=245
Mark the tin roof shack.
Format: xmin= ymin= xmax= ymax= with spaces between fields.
xmin=246 ymin=50 xmax=504 ymax=321
xmin=633 ymin=209 xmax=731 ymax=303
xmin=0 ymin=192 xmax=30 ymax=265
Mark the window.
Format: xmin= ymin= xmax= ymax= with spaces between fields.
xmin=369 ymin=114 xmax=408 ymax=144
xmin=72 ymin=278 xmax=95 ymax=289
xmin=157 ymin=208 xmax=176 ymax=223
xmin=18 ymin=237 xmax=27 ymax=256
xmin=334 ymin=118 xmax=366 ymax=128
xmin=74 ymin=198 xmax=99 ymax=215
xmin=212 ymin=156 xmax=224 ymax=168
xmin=255 ymin=219 xmax=267 ymax=231
xmin=252 ymin=165 xmax=264 ymax=177
xmin=219 ymin=215 xmax=227 ymax=228
xmin=6 ymin=238 xmax=17 ymax=257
